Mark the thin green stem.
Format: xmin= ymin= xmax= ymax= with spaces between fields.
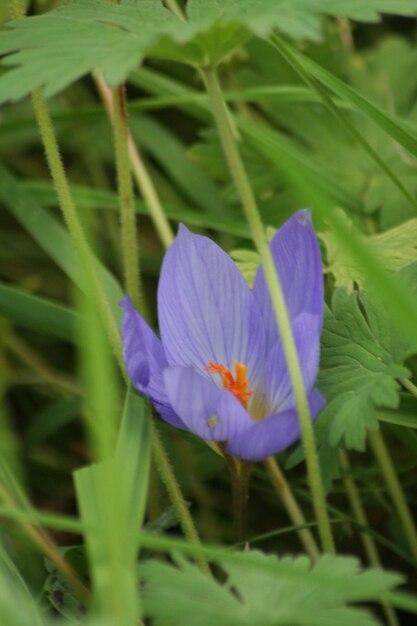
xmin=94 ymin=73 xmax=175 ymax=250
xmin=203 ymin=66 xmax=335 ymax=554
xmin=30 ymin=88 xmax=123 ymax=368
xmin=339 ymin=449 xmax=399 ymax=626
xmin=33 ymin=93 xmax=203 ymax=577
xmin=13 ymin=0 xmax=204 ymax=575
xmin=229 ymin=459 xmax=252 ymax=543
xmin=112 ymin=84 xmax=143 ymax=312
xmin=369 ymin=429 xmax=417 ymax=560
xmin=151 ymin=426 xmax=211 ymax=575
xmin=264 ymin=457 xmax=320 ymax=562
xmin=271 ymin=35 xmax=417 ymax=213
xmin=401 ymin=377 xmax=417 ymax=398
xmin=33 ymin=88 xmax=205 ymax=573
xmin=8 ymin=0 xmax=23 ymax=19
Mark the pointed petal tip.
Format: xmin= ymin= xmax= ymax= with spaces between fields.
xmin=177 ymin=223 xmax=191 ymax=238
xmin=119 ymin=295 xmax=132 ymax=309
xmin=294 ymin=208 xmax=312 ymax=226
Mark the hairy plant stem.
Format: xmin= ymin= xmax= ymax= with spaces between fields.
xmin=152 ymin=427 xmax=211 ymax=575
xmin=401 ymin=377 xmax=417 ymax=398
xmin=11 ymin=0 xmax=206 ymax=576
xmin=339 ymin=449 xmax=399 ymax=626
xmin=112 ymin=84 xmax=143 ymax=312
xmin=203 ymin=66 xmax=335 ymax=554
xmin=95 ymin=74 xmax=175 ymax=250
xmin=8 ymin=0 xmax=23 ymax=18
xmin=31 ymin=88 xmax=124 ymax=367
xmin=369 ymin=429 xmax=417 ymax=560
xmin=263 ymin=457 xmax=320 ymax=562
xmin=33 ymin=86 xmax=207 ymax=570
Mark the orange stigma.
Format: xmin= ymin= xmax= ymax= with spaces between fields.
xmin=206 ymin=360 xmax=253 ymax=408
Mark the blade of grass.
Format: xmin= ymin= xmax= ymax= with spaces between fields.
xmin=271 ymin=34 xmax=417 ymax=213
xmin=272 ymin=37 xmax=417 ymax=160
xmin=0 ymin=282 xmax=78 ymax=341
xmin=22 ymin=180 xmax=251 ymax=238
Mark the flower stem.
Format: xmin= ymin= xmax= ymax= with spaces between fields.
xmin=151 ymin=426 xmax=211 ymax=575
xmin=12 ymin=0 xmax=205 ymax=576
xmin=368 ymin=429 xmax=417 ymax=560
xmin=112 ymin=84 xmax=143 ymax=313
xmin=30 ymin=88 xmax=123 ymax=368
xmin=400 ymin=377 xmax=417 ymax=398
xmin=339 ymin=449 xmax=399 ymax=626
xmin=228 ymin=459 xmax=252 ymax=543
xmin=8 ymin=0 xmax=23 ymax=18
xmin=94 ymin=74 xmax=175 ymax=250
xmin=263 ymin=457 xmax=320 ymax=562
xmin=203 ymin=66 xmax=335 ymax=554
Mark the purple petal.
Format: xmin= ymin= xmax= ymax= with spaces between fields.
xmin=121 ymin=297 xmax=187 ymax=429
xmin=264 ymin=313 xmax=322 ymax=414
xmin=226 ymin=389 xmax=325 ymax=461
xmin=164 ymin=366 xmax=254 ymax=442
xmin=153 ymin=401 xmax=189 ymax=431
xmin=158 ymin=225 xmax=266 ymax=390
xmin=121 ymin=296 xmax=167 ymax=402
xmin=253 ymin=210 xmax=324 ymax=348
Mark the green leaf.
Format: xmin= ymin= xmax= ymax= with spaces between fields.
xmin=318 ymin=287 xmax=412 ymax=450
xmin=321 ymin=210 xmax=417 ymax=290
xmin=0 ymin=0 xmax=178 ymax=102
xmin=2 ymin=0 xmax=417 ymax=104
xmin=229 ymin=249 xmax=259 ymax=286
xmin=0 ymin=282 xmax=78 ymax=341
xmin=273 ymin=37 xmax=417 ymax=161
xmin=22 ymin=179 xmax=250 ymax=238
xmin=44 ymin=551 xmax=86 ymax=623
xmin=0 ymin=540 xmax=45 ymax=626
xmin=142 ymin=550 xmax=403 ymax=626
xmin=0 ymin=164 xmax=122 ymax=323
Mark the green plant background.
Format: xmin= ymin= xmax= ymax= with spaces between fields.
xmin=2 ymin=1 xmax=417 ymax=624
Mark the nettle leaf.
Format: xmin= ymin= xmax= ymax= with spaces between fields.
xmin=142 ymin=551 xmax=402 ymax=626
xmin=321 ymin=210 xmax=417 ymax=290
xmin=2 ymin=0 xmax=417 ymax=105
xmin=318 ymin=280 xmax=416 ymax=450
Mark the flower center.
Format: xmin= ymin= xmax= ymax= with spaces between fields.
xmin=206 ymin=360 xmax=254 ymax=409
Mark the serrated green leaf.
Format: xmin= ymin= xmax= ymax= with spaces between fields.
xmin=2 ymin=0 xmax=417 ymax=105
xmin=318 ymin=287 xmax=412 ymax=450
xmin=321 ymin=210 xmax=417 ymax=289
xmin=142 ymin=550 xmax=402 ymax=626
xmin=229 ymin=249 xmax=259 ymax=286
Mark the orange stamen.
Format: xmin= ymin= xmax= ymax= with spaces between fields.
xmin=206 ymin=360 xmax=254 ymax=409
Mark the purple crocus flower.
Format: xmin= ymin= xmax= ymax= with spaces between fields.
xmin=121 ymin=211 xmax=325 ymax=462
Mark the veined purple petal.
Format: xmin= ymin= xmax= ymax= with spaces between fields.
xmin=264 ymin=313 xmax=322 ymax=414
xmin=253 ymin=210 xmax=324 ymax=348
xmin=121 ymin=297 xmax=187 ymax=429
xmin=153 ymin=401 xmax=189 ymax=431
xmin=121 ymin=296 xmax=167 ymax=402
xmin=226 ymin=389 xmax=325 ymax=461
xmin=158 ymin=225 xmax=266 ymax=390
xmin=164 ymin=366 xmax=254 ymax=442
